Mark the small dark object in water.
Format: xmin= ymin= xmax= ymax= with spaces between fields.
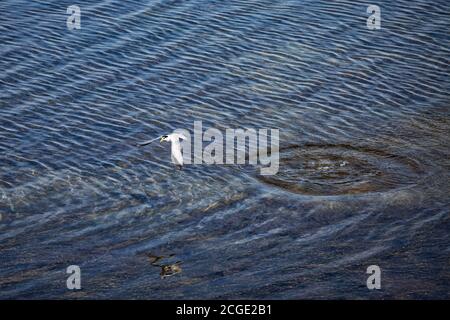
xmin=147 ymin=253 xmax=182 ymax=279
xmin=147 ymin=253 xmax=167 ymax=265
xmin=160 ymin=262 xmax=182 ymax=279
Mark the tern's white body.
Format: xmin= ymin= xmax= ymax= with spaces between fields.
xmin=164 ymin=133 xmax=187 ymax=166
xmin=139 ymin=132 xmax=188 ymax=167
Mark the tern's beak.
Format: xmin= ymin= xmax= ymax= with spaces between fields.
xmin=160 ymin=137 xmax=165 ymax=143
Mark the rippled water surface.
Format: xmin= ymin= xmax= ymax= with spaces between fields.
xmin=1 ymin=0 xmax=449 ymax=299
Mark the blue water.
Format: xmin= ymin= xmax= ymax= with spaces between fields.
xmin=0 ymin=0 xmax=449 ymax=299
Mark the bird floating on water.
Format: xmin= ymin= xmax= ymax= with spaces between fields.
xmin=139 ymin=132 xmax=188 ymax=168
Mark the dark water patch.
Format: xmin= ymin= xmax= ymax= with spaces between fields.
xmin=258 ymin=143 xmax=425 ymax=196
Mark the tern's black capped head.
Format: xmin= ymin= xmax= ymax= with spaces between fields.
xmin=160 ymin=135 xmax=169 ymax=142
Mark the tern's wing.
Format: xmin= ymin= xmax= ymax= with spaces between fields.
xmin=171 ymin=140 xmax=184 ymax=166
xmin=171 ymin=133 xmax=188 ymax=140
xmin=138 ymin=136 xmax=161 ymax=147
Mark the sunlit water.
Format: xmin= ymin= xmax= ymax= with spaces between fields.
xmin=0 ymin=0 xmax=449 ymax=299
